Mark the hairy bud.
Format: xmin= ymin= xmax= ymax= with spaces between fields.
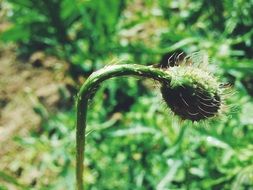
xmin=160 ymin=64 xmax=222 ymax=121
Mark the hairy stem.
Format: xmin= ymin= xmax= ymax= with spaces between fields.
xmin=76 ymin=64 xmax=172 ymax=190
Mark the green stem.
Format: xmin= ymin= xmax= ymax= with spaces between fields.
xmin=76 ymin=64 xmax=172 ymax=190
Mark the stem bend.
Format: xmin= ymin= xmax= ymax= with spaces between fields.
xmin=76 ymin=64 xmax=172 ymax=190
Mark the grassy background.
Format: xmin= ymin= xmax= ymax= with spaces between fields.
xmin=1 ymin=0 xmax=253 ymax=189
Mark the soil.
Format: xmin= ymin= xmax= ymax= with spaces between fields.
xmin=0 ymin=45 xmax=73 ymax=156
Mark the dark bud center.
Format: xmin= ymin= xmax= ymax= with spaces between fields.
xmin=161 ymin=84 xmax=221 ymax=121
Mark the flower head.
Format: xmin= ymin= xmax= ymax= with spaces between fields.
xmin=160 ymin=53 xmax=225 ymax=121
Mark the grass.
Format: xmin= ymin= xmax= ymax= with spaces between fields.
xmin=1 ymin=0 xmax=253 ymax=189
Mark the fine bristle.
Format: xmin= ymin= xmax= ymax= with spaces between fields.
xmin=159 ymin=52 xmax=223 ymax=121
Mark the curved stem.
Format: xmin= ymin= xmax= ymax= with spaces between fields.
xmin=76 ymin=64 xmax=172 ymax=190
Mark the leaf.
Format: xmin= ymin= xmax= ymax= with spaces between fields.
xmin=0 ymin=25 xmax=30 ymax=42
xmin=0 ymin=171 xmax=28 ymax=189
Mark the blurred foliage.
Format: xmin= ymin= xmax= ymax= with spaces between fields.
xmin=1 ymin=0 xmax=125 ymax=73
xmin=1 ymin=0 xmax=253 ymax=189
